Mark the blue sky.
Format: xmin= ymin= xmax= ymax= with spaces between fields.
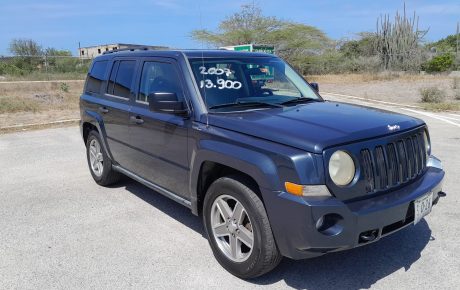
xmin=0 ymin=0 xmax=459 ymax=56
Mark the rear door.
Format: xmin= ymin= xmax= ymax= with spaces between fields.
xmin=100 ymin=58 xmax=138 ymax=167
xmin=125 ymin=57 xmax=190 ymax=198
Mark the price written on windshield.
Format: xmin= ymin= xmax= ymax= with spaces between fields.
xmin=200 ymin=79 xmax=242 ymax=90
xmin=199 ymin=66 xmax=243 ymax=90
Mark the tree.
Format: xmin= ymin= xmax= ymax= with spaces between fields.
xmin=191 ymin=3 xmax=331 ymax=71
xmin=44 ymin=48 xmax=72 ymax=56
xmin=8 ymin=39 xmax=44 ymax=72
xmin=339 ymin=33 xmax=378 ymax=58
xmin=427 ymin=34 xmax=458 ymax=53
xmin=9 ymin=39 xmax=43 ymax=56
xmin=191 ymin=4 xmax=284 ymax=46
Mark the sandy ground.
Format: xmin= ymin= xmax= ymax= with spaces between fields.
xmin=309 ymin=74 xmax=460 ymax=105
xmin=0 ymin=81 xmax=82 ymax=129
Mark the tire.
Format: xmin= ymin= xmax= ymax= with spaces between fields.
xmin=203 ymin=176 xmax=282 ymax=279
xmin=86 ymin=130 xmax=120 ymax=186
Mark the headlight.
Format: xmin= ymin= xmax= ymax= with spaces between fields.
xmin=329 ymin=150 xmax=355 ymax=186
xmin=423 ymin=130 xmax=431 ymax=156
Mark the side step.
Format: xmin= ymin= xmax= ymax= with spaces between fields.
xmin=112 ymin=165 xmax=192 ymax=208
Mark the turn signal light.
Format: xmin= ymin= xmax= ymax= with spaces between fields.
xmin=285 ymin=182 xmax=304 ymax=196
xmin=284 ymin=182 xmax=332 ymax=197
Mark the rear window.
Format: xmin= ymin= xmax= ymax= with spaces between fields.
xmin=85 ymin=61 xmax=108 ymax=94
xmin=106 ymin=60 xmax=136 ymax=99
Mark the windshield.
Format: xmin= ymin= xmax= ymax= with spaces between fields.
xmin=188 ymin=57 xmax=322 ymax=112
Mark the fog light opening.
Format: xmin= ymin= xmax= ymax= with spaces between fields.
xmin=359 ymin=229 xmax=379 ymax=243
xmin=315 ymin=213 xmax=343 ymax=236
xmin=315 ymin=216 xmax=325 ymax=229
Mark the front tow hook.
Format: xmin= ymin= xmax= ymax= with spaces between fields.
xmin=433 ymin=191 xmax=446 ymax=205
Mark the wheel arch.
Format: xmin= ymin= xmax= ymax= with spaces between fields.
xmin=189 ymin=140 xmax=280 ymax=215
xmin=81 ymin=110 xmax=114 ymax=161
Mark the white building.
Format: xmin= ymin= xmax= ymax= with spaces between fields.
xmin=78 ymin=43 xmax=168 ymax=58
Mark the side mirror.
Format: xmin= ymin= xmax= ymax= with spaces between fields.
xmin=148 ymin=92 xmax=188 ymax=116
xmin=310 ymin=82 xmax=319 ymax=92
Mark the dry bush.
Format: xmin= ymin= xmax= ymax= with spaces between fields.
xmin=419 ymin=87 xmax=446 ymax=103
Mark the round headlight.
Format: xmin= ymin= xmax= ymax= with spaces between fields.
xmin=423 ymin=131 xmax=430 ymax=156
xmin=329 ymin=150 xmax=355 ymax=186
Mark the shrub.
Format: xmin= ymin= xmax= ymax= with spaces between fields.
xmin=419 ymin=87 xmax=446 ymax=103
xmin=60 ymin=82 xmax=69 ymax=93
xmin=0 ymin=62 xmax=24 ymax=76
xmin=422 ymin=53 xmax=454 ymax=72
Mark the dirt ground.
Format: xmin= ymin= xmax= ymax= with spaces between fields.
xmin=308 ymin=74 xmax=460 ymax=106
xmin=0 ymin=80 xmax=83 ymax=129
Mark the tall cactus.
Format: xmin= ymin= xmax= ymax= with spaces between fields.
xmin=375 ymin=3 xmax=427 ymax=71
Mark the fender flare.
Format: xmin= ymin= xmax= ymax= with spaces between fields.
xmin=81 ymin=110 xmax=114 ymax=161
xmin=189 ymin=139 xmax=280 ymax=215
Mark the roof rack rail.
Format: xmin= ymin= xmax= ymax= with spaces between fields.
xmin=102 ymin=47 xmax=158 ymax=55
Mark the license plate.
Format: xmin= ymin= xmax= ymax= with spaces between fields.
xmin=414 ymin=192 xmax=433 ymax=225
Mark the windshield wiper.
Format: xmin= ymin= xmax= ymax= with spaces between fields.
xmin=280 ymin=97 xmax=321 ymax=106
xmin=208 ymin=101 xmax=283 ymax=110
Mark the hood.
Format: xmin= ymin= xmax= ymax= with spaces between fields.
xmin=206 ymin=101 xmax=424 ymax=153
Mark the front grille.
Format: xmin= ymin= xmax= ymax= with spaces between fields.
xmin=360 ymin=132 xmax=427 ymax=193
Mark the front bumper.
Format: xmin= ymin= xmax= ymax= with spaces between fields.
xmin=262 ymin=165 xmax=445 ymax=260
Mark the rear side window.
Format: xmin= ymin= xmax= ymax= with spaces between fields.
xmin=138 ymin=61 xmax=184 ymax=103
xmin=106 ymin=60 xmax=136 ymax=99
xmin=85 ymin=60 xmax=108 ymax=94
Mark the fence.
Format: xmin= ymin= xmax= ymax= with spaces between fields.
xmin=0 ymin=56 xmax=92 ymax=81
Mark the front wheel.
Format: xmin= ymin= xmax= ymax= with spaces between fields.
xmin=86 ymin=130 xmax=120 ymax=186
xmin=203 ymin=176 xmax=282 ymax=279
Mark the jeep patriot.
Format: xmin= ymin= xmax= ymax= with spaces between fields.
xmin=80 ymin=49 xmax=445 ymax=278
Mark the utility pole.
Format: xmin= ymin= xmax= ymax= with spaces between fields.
xmin=456 ymin=22 xmax=459 ymax=59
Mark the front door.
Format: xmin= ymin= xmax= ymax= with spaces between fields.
xmin=125 ymin=58 xmax=190 ymax=198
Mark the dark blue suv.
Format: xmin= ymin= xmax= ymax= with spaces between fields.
xmin=80 ymin=49 xmax=445 ymax=278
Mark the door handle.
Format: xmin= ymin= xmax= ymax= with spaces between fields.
xmin=99 ymin=106 xmax=109 ymax=113
xmin=130 ymin=116 xmax=144 ymax=125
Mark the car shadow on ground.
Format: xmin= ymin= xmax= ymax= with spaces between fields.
xmin=118 ymin=178 xmax=433 ymax=289
xmin=119 ymin=178 xmax=204 ymax=235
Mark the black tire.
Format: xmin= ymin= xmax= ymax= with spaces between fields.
xmin=203 ymin=176 xmax=282 ymax=279
xmin=86 ymin=130 xmax=120 ymax=186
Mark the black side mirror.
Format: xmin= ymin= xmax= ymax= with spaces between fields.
xmin=310 ymin=82 xmax=319 ymax=92
xmin=148 ymin=92 xmax=188 ymax=116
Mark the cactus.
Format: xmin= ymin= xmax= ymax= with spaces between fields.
xmin=375 ymin=3 xmax=428 ymax=71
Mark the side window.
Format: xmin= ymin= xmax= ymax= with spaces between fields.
xmin=107 ymin=61 xmax=119 ymax=95
xmin=106 ymin=60 xmax=136 ymax=99
xmin=85 ymin=60 xmax=108 ymax=94
xmin=137 ymin=61 xmax=184 ymax=103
